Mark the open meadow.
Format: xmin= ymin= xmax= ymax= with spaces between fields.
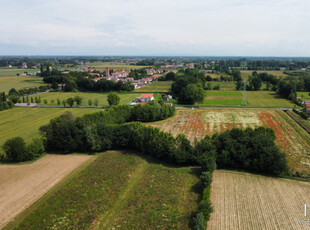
xmin=0 ymin=154 xmax=94 ymax=229
xmin=297 ymin=92 xmax=310 ymax=100
xmin=209 ymin=170 xmax=310 ymax=230
xmin=135 ymin=81 xmax=173 ymax=93
xmin=147 ymin=109 xmax=310 ymax=177
xmin=246 ymin=91 xmax=294 ymax=108
xmin=0 ymin=107 xmax=101 ymax=151
xmin=4 ymin=151 xmax=200 ymax=230
xmin=36 ymin=91 xmax=140 ymax=107
xmin=0 ymin=76 xmax=46 ymax=93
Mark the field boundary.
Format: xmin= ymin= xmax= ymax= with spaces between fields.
xmin=285 ymin=110 xmax=310 ymax=134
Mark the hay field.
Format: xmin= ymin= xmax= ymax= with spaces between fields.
xmin=147 ymin=109 xmax=310 ymax=176
xmin=37 ymin=92 xmax=140 ymax=107
xmin=0 ymin=154 xmax=94 ymax=229
xmin=209 ymin=170 xmax=310 ymax=230
xmin=0 ymin=76 xmax=46 ymax=93
xmin=0 ymin=107 xmax=101 ymax=151
xmin=5 ymin=151 xmax=200 ymax=230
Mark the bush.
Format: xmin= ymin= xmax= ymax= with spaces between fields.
xmin=200 ymin=171 xmax=213 ymax=187
xmin=26 ymin=138 xmax=45 ymax=159
xmin=3 ymin=137 xmax=28 ymax=162
xmin=193 ymin=213 xmax=206 ymax=230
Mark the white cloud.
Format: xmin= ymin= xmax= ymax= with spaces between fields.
xmin=0 ymin=0 xmax=309 ymax=55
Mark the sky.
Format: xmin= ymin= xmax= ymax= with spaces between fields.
xmin=0 ymin=0 xmax=309 ymax=56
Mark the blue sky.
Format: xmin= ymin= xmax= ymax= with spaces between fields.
xmin=0 ymin=0 xmax=309 ymax=56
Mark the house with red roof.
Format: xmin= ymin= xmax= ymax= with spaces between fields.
xmin=139 ymin=94 xmax=154 ymax=102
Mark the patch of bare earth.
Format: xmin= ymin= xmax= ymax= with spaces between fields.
xmin=0 ymin=154 xmax=93 ymax=229
xmin=209 ymin=170 xmax=310 ymax=230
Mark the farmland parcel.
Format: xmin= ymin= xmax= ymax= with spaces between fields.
xmin=209 ymin=170 xmax=310 ymax=230
xmin=147 ymin=109 xmax=310 ymax=177
xmin=0 ymin=154 xmax=94 ymax=229
xmin=4 ymin=151 xmax=200 ymax=230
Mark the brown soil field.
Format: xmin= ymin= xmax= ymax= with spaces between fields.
xmin=146 ymin=109 xmax=310 ymax=176
xmin=209 ymin=170 xmax=310 ymax=230
xmin=0 ymin=154 xmax=94 ymax=229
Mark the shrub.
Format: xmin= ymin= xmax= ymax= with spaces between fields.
xmin=193 ymin=213 xmax=206 ymax=230
xmin=200 ymin=171 xmax=213 ymax=187
xmin=3 ymin=137 xmax=28 ymax=162
xmin=26 ymin=138 xmax=45 ymax=159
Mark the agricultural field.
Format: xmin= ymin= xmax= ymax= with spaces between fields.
xmin=208 ymin=170 xmax=310 ymax=230
xmin=246 ymin=91 xmax=294 ymax=108
xmin=0 ymin=154 xmax=94 ymax=229
xmin=0 ymin=68 xmax=38 ymax=77
xmin=0 ymin=76 xmax=46 ymax=93
xmin=197 ymin=90 xmax=293 ymax=108
xmin=206 ymin=81 xmax=236 ymax=90
xmin=202 ymin=91 xmax=242 ymax=107
xmin=85 ymin=62 xmax=148 ymax=70
xmin=0 ymin=107 xmax=101 ymax=151
xmin=4 ymin=151 xmax=200 ymax=230
xmin=147 ymin=109 xmax=310 ymax=176
xmin=135 ymin=81 xmax=173 ymax=93
xmin=241 ymin=70 xmax=288 ymax=80
xmin=297 ymin=91 xmax=310 ymax=100
xmin=36 ymin=91 xmax=140 ymax=107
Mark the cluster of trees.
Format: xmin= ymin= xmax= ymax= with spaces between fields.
xmin=0 ymin=92 xmax=14 ymax=111
xmin=2 ymin=137 xmax=45 ymax=162
xmin=127 ymin=69 xmax=147 ymax=80
xmin=158 ymin=72 xmax=175 ymax=81
xmin=43 ymin=72 xmax=134 ymax=92
xmin=171 ymin=69 xmax=205 ymax=104
xmin=7 ymin=86 xmax=51 ymax=103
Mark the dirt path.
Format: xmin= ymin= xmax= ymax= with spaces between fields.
xmin=91 ymin=161 xmax=148 ymax=230
xmin=0 ymin=154 xmax=93 ymax=229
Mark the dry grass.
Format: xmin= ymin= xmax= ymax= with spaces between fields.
xmin=209 ymin=170 xmax=310 ymax=230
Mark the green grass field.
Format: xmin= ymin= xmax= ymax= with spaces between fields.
xmin=207 ymin=81 xmax=236 ymax=90
xmin=5 ymin=151 xmax=200 ymax=230
xmin=37 ymin=92 xmax=141 ymax=107
xmin=246 ymin=91 xmax=294 ymax=108
xmin=0 ymin=68 xmax=38 ymax=77
xmin=0 ymin=76 xmax=46 ymax=93
xmin=85 ymin=62 xmax=148 ymax=70
xmin=193 ymin=90 xmax=294 ymax=108
xmin=297 ymin=91 xmax=310 ymax=100
xmin=135 ymin=81 xmax=173 ymax=93
xmin=0 ymin=107 xmax=101 ymax=151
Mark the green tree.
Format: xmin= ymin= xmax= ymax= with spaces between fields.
xmin=67 ymin=97 xmax=75 ymax=107
xmin=88 ymin=99 xmax=93 ymax=106
xmin=107 ymin=92 xmax=120 ymax=107
xmin=193 ymin=213 xmax=206 ymax=230
xmin=94 ymin=99 xmax=99 ymax=107
xmin=3 ymin=137 xmax=28 ymax=162
xmin=62 ymin=99 xmax=67 ymax=107
xmin=57 ymin=98 xmax=61 ymax=106
xmin=179 ymin=83 xmax=205 ymax=104
xmin=74 ymin=96 xmax=83 ymax=106
xmin=43 ymin=99 xmax=48 ymax=105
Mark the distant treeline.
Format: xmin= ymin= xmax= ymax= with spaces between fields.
xmin=0 ymin=92 xmax=14 ymax=111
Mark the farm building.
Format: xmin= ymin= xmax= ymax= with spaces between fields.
xmin=138 ymin=94 xmax=154 ymax=102
xmin=58 ymin=84 xmax=66 ymax=90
